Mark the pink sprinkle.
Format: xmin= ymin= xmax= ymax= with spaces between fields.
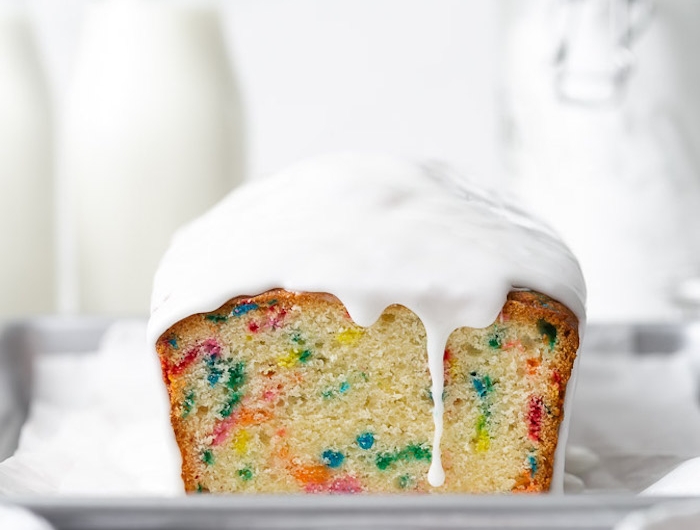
xmin=202 ymin=338 xmax=221 ymax=357
xmin=268 ymin=307 xmax=288 ymax=330
xmin=211 ymin=415 xmax=236 ymax=446
xmin=263 ymin=390 xmax=277 ymax=402
xmin=329 ymin=475 xmax=363 ymax=494
xmin=304 ymin=482 xmax=326 ymax=493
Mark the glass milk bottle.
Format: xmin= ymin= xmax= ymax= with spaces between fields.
xmin=62 ymin=0 xmax=245 ymax=315
xmin=0 ymin=5 xmax=53 ymax=317
xmin=502 ymin=0 xmax=700 ymax=321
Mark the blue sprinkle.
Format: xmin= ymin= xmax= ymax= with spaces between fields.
xmin=472 ymin=378 xmax=486 ymax=398
xmin=232 ymin=303 xmax=259 ymax=317
xmin=356 ymin=432 xmax=375 ymax=450
xmin=471 ymin=374 xmax=493 ymax=399
xmin=527 ymin=454 xmax=538 ymax=477
xmin=206 ymin=357 xmax=222 ymax=386
xmin=167 ymin=337 xmax=178 ymax=349
xmin=339 ymin=381 xmax=350 ymax=394
xmin=321 ymin=450 xmax=345 ymax=468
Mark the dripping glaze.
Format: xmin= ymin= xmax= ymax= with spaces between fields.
xmin=148 ymin=154 xmax=586 ymax=488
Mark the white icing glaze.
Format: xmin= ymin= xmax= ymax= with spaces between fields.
xmin=148 ymin=153 xmax=586 ymax=488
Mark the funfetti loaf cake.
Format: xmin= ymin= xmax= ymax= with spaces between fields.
xmin=148 ymin=154 xmax=586 ymax=494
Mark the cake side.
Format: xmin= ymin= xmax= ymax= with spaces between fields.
xmin=156 ymin=289 xmax=578 ymax=493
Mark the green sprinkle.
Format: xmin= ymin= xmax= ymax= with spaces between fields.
xmin=202 ymin=450 xmax=215 ymax=466
xmin=375 ymin=453 xmax=394 ymax=470
xmin=537 ymin=319 xmax=558 ymax=350
xmin=398 ymin=474 xmax=412 ymax=489
xmin=291 ymin=332 xmax=305 ymax=345
xmin=375 ymin=443 xmax=431 ymax=470
xmin=182 ymin=390 xmax=196 ymax=418
xmin=238 ymin=467 xmax=254 ymax=481
xmin=298 ymin=349 xmax=312 ymax=363
xmin=406 ymin=443 xmax=432 ymax=461
xmin=195 ymin=483 xmax=204 ymax=493
xmin=488 ymin=331 xmax=503 ymax=349
xmin=205 ymin=314 xmax=228 ymax=323
xmin=226 ymin=361 xmax=246 ymax=390
xmin=322 ymin=389 xmax=335 ymax=399
xmin=220 ymin=392 xmax=243 ymax=418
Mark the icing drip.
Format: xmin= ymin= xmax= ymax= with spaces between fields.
xmin=148 ymin=154 xmax=586 ymax=488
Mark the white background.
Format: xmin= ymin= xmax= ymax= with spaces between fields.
xmin=26 ymin=0 xmax=502 ymax=181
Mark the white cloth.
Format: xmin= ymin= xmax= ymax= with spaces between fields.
xmin=566 ymin=347 xmax=700 ymax=493
xmin=0 ymin=321 xmax=182 ymax=496
xmin=0 ymin=503 xmax=54 ymax=530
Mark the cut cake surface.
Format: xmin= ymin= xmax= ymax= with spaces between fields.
xmin=156 ymin=289 xmax=578 ymax=494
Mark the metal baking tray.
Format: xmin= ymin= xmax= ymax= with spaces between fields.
xmin=1 ymin=317 xmax=698 ymax=530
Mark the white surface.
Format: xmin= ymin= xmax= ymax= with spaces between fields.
xmin=0 ymin=9 xmax=53 ymax=317
xmin=0 ymin=321 xmax=182 ymax=496
xmin=0 ymin=503 xmax=54 ymax=530
xmin=149 ymin=154 xmax=586 ymax=487
xmin=62 ymin=1 xmax=244 ymax=315
xmin=615 ymin=501 xmax=700 ymax=530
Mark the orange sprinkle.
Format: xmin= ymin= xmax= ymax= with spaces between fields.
xmin=291 ymin=464 xmax=332 ymax=485
xmin=277 ymin=444 xmax=333 ymax=486
xmin=526 ymin=358 xmax=540 ymax=375
xmin=237 ymin=408 xmax=273 ymax=428
xmin=512 ymin=471 xmax=539 ymax=493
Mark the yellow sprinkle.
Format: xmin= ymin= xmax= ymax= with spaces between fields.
xmin=231 ymin=429 xmax=251 ymax=454
xmin=277 ymin=349 xmax=299 ymax=368
xmin=336 ymin=328 xmax=364 ymax=345
xmin=246 ymin=335 xmax=252 ymax=341
xmin=474 ymin=414 xmax=490 ymax=453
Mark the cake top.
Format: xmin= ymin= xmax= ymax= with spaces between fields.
xmin=148 ymin=153 xmax=586 ymax=486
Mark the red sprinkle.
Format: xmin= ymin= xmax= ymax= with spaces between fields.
xmin=527 ymin=396 xmax=544 ymax=442
xmin=169 ymin=338 xmax=221 ymax=377
xmin=248 ymin=321 xmax=260 ymax=333
xmin=551 ymin=370 xmax=562 ymax=392
xmin=443 ymin=348 xmax=453 ymax=381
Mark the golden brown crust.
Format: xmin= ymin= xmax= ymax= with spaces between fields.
xmin=502 ymin=291 xmax=579 ymax=492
